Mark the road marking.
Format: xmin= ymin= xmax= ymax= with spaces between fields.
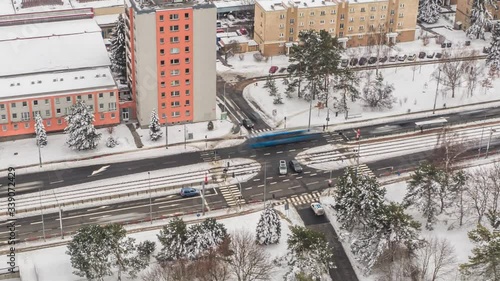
xmin=288 ymin=185 xmax=300 ymax=189
xmin=306 ymin=181 xmax=319 ymax=186
xmin=264 ymin=153 xmax=271 ymax=156
xmin=283 ymin=179 xmax=290 ymax=182
xmin=87 ymin=206 xmax=109 ymax=212
xmin=253 ymin=179 xmax=260 ymax=181
xmin=162 ymin=161 xmax=177 ymax=165
xmin=269 ymin=189 xmax=282 ymax=193
xmin=304 ymin=171 xmax=311 ymax=174
xmin=278 ymin=175 xmax=286 ymax=178
xmin=250 ymin=155 xmax=257 ymax=158
xmin=258 ymin=184 xmax=264 ymax=187
xmin=310 ymin=173 xmax=317 ymax=176
xmin=266 ymin=177 xmax=273 ymax=180
xmin=303 ymin=147 xmax=310 ymax=150
xmin=49 ymin=180 xmax=64 ymax=184
xmin=245 ymin=187 xmax=253 ymax=190
xmin=89 ymin=215 xmax=111 ymax=220
xmin=89 ymin=165 xmax=110 ymax=177
xmin=276 ymin=151 xmax=283 ymax=154
xmin=30 ymin=221 xmax=43 ymax=225
xmin=250 ymin=193 xmax=263 ymax=197
xmin=289 ymin=149 xmax=296 ymax=152
xmin=270 ymin=182 xmax=277 ymax=185
xmin=296 ymin=176 xmax=303 ymax=179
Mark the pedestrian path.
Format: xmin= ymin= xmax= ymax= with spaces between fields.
xmin=323 ymin=131 xmax=345 ymax=143
xmin=200 ymin=150 xmax=221 ymax=162
xmin=219 ymin=184 xmax=245 ymax=207
xmin=350 ymin=164 xmax=376 ymax=178
xmin=274 ymin=191 xmax=321 ymax=207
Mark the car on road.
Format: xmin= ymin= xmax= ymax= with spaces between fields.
xmin=180 ymin=187 xmax=200 ymax=198
xmin=311 ymin=202 xmax=325 ymax=216
xmin=278 ymin=67 xmax=287 ymax=73
xmin=389 ymin=56 xmax=397 ymax=62
xmin=379 ymin=56 xmax=388 ymax=63
xmin=288 ymin=159 xmax=303 ymax=173
xmin=287 ymin=64 xmax=298 ymax=73
xmin=397 ymin=54 xmax=407 ymax=61
xmin=279 ymin=160 xmax=287 ymax=175
xmin=359 ymin=57 xmax=368 ymax=66
xmin=349 ymin=58 xmax=358 ymax=66
xmin=340 ymin=59 xmax=349 ymax=67
xmin=418 ymin=51 xmax=426 ymax=59
xmin=238 ymin=28 xmax=248 ymax=35
xmin=435 ymin=52 xmax=443 ymax=59
xmin=269 ymin=66 xmax=279 ymax=74
xmin=368 ymin=57 xmax=377 ymax=64
xmin=427 ymin=52 xmax=435 ymax=59
xmin=242 ymin=119 xmax=254 ymax=129
xmin=407 ymin=54 xmax=416 ymax=61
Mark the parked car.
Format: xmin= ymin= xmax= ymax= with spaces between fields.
xmin=238 ymin=28 xmax=248 ymax=35
xmin=349 ymin=58 xmax=359 ymax=66
xmin=278 ymin=67 xmax=287 ymax=73
xmin=311 ymin=202 xmax=325 ymax=216
xmin=379 ymin=56 xmax=388 ymax=63
xmin=216 ymin=20 xmax=222 ymax=28
xmin=427 ymin=52 xmax=435 ymax=59
xmin=418 ymin=52 xmax=426 ymax=59
xmin=389 ymin=56 xmax=397 ymax=62
xmin=279 ymin=160 xmax=287 ymax=175
xmin=397 ymin=54 xmax=407 ymax=61
xmin=269 ymin=66 xmax=279 ymax=74
xmin=287 ymin=64 xmax=298 ymax=73
xmin=242 ymin=119 xmax=254 ymax=129
xmin=227 ymin=14 xmax=235 ymax=21
xmin=180 ymin=187 xmax=199 ymax=198
xmin=288 ymin=159 xmax=303 ymax=173
xmin=435 ymin=52 xmax=443 ymax=59
xmin=483 ymin=47 xmax=490 ymax=54
xmin=368 ymin=57 xmax=377 ymax=64
xmin=217 ymin=28 xmax=225 ymax=33
xmin=340 ymin=59 xmax=349 ymax=67
xmin=359 ymin=57 xmax=368 ymax=66
xmin=407 ymin=54 xmax=416 ymax=61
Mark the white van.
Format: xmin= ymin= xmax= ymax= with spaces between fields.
xmin=227 ymin=14 xmax=235 ymax=21
xmin=279 ymin=160 xmax=287 ymax=175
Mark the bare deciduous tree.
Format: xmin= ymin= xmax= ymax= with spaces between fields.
xmin=463 ymin=55 xmax=483 ymax=97
xmin=142 ymin=260 xmax=194 ymax=281
xmin=466 ymin=167 xmax=491 ymax=224
xmin=434 ymin=51 xmax=467 ymax=98
xmin=373 ymin=245 xmax=418 ymax=281
xmin=226 ymin=230 xmax=274 ymax=281
xmin=194 ymin=238 xmax=232 ymax=281
xmin=416 ymin=237 xmax=457 ymax=281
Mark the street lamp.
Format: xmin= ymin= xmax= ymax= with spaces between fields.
xmin=433 ymin=67 xmax=441 ymax=115
xmin=485 ymin=128 xmax=497 ymax=158
xmin=148 ymin=172 xmax=153 ymax=224
xmin=52 ymin=190 xmax=64 ymax=239
xmin=38 ymin=185 xmax=46 ymax=241
xmin=223 ymin=82 xmax=230 ymax=113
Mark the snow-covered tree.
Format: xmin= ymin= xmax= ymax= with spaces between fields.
xmin=459 ymin=224 xmax=500 ymax=280
xmin=65 ymin=101 xmax=101 ymax=151
xmin=418 ymin=0 xmax=442 ymax=24
xmin=466 ymin=0 xmax=498 ymax=40
xmin=332 ymin=68 xmax=360 ymax=119
xmin=283 ymin=78 xmax=296 ymax=98
xmin=487 ymin=22 xmax=500 ymax=72
xmin=403 ymin=162 xmax=444 ymax=230
xmin=362 ymin=71 xmax=396 ymax=109
xmin=109 ymin=14 xmax=127 ymax=77
xmin=255 ymin=207 xmax=281 ymax=245
xmin=149 ymin=109 xmax=163 ymax=141
xmin=156 ymin=218 xmax=188 ymax=262
xmin=106 ymin=136 xmax=118 ymax=148
xmin=34 ymin=112 xmax=47 ymax=147
xmin=333 ymin=168 xmax=386 ymax=230
xmin=184 ymin=218 xmax=228 ymax=260
xmin=264 ymin=75 xmax=278 ymax=96
xmin=273 ymin=93 xmax=284 ymax=104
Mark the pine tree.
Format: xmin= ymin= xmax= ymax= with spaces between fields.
xmin=184 ymin=218 xmax=228 ymax=259
xmin=487 ymin=22 xmax=500 ymax=72
xmin=403 ymin=162 xmax=444 ymax=230
xmin=283 ymin=78 xmax=296 ymax=98
xmin=34 ymin=112 xmax=47 ymax=147
xmin=65 ymin=101 xmax=101 ymax=150
xmin=362 ymin=72 xmax=396 ymax=109
xmin=109 ymin=14 xmax=127 ymax=77
xmin=156 ymin=218 xmax=188 ymax=262
xmin=106 ymin=136 xmax=118 ymax=148
xmin=149 ymin=109 xmax=163 ymax=141
xmin=466 ymin=0 xmax=498 ymax=40
xmin=256 ymin=207 xmax=282 ymax=245
xmin=459 ymin=224 xmax=500 ymax=280
xmin=418 ymin=0 xmax=442 ymax=24
xmin=264 ymin=75 xmax=278 ymax=96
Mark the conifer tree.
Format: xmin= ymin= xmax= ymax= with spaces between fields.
xmin=35 ymin=112 xmax=47 ymax=147
xmin=65 ymin=101 xmax=101 ymax=150
xmin=460 ymin=224 xmax=500 ymax=280
xmin=184 ymin=218 xmax=228 ymax=259
xmin=418 ymin=0 xmax=442 ymax=24
xmin=466 ymin=0 xmax=498 ymax=40
xmin=109 ymin=14 xmax=127 ymax=77
xmin=256 ymin=207 xmax=281 ymax=245
xmin=149 ymin=109 xmax=163 ymax=141
xmin=486 ymin=22 xmax=500 ymax=72
xmin=156 ymin=218 xmax=188 ymax=262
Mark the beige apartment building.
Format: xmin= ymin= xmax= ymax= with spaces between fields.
xmin=455 ymin=0 xmax=500 ymax=31
xmin=254 ymin=0 xmax=418 ymax=56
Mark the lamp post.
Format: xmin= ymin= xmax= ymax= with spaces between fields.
xmin=38 ymin=185 xmax=46 ymax=241
xmin=52 ymin=190 xmax=63 ymax=239
xmin=433 ymin=67 xmax=441 ymax=114
xmin=148 ymin=172 xmax=153 ymax=224
xmin=485 ymin=128 xmax=497 ymax=158
xmin=184 ymin=123 xmax=187 ymax=149
xmin=307 ymin=97 xmax=313 ymax=131
xmin=202 ymin=173 xmax=208 ymax=216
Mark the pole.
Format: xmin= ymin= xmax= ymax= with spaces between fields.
xmin=263 ymin=162 xmax=267 ymax=209
xmin=478 ymin=126 xmax=485 ymax=158
xmin=284 ymin=117 xmax=287 ymax=129
xmin=38 ymin=185 xmax=46 ymax=241
xmin=486 ymin=129 xmax=496 ymax=158
xmin=357 ymin=136 xmax=361 ymax=169
xmin=38 ymin=144 xmax=42 ymax=167
xmin=184 ymin=124 xmax=187 ymax=149
xmin=433 ymin=68 xmax=441 ymax=114
xmin=165 ymin=117 xmax=168 ymax=149
xmin=58 ymin=208 xmax=63 ymax=239
xmin=307 ymin=97 xmax=313 ymax=131
xmin=223 ymin=82 xmax=227 ymax=113
xmin=148 ymin=172 xmax=153 ymax=224
xmin=202 ymin=176 xmax=206 ymax=216
xmin=326 ymin=109 xmax=330 ymax=129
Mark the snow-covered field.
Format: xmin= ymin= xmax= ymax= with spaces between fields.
xmin=13 ymin=205 xmax=302 ymax=281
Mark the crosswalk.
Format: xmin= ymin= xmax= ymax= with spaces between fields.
xmin=245 ymin=128 xmax=274 ymax=139
xmin=273 ymin=191 xmax=321 ymax=207
xmin=350 ymin=164 xmax=376 ymax=178
xmin=323 ymin=131 xmax=346 ymax=143
xmin=200 ymin=150 xmax=221 ymax=162
xmin=219 ymin=184 xmax=245 ymax=207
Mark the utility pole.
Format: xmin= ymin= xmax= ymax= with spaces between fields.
xmin=307 ymin=97 xmax=313 ymax=131
xmin=202 ymin=173 xmax=207 ymax=216
xmin=148 ymin=172 xmax=153 ymax=224
xmin=38 ymin=185 xmax=46 ymax=241
xmin=223 ymin=82 xmax=229 ymax=113
xmin=38 ymin=143 xmax=42 ymax=167
xmin=184 ymin=123 xmax=187 ymax=149
xmin=263 ymin=162 xmax=267 ymax=209
xmin=433 ymin=67 xmax=441 ymax=114
xmin=165 ymin=117 xmax=168 ymax=149
xmin=486 ymin=128 xmax=497 ymax=158
xmin=52 ymin=190 xmax=63 ymax=239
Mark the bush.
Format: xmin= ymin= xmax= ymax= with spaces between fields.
xmin=106 ymin=136 xmax=118 ymax=148
xmin=207 ymin=121 xmax=214 ymax=131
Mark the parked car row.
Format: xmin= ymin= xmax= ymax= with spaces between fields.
xmin=342 ymin=50 xmax=444 ymax=67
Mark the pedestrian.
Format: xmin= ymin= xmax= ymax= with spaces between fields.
xmin=323 ymin=124 xmax=326 ymax=131
xmin=328 ymin=179 xmax=332 ymax=187
xmin=420 ymin=126 xmax=423 ymax=133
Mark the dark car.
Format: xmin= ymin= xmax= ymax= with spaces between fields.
xmin=242 ymin=118 xmax=254 ymax=129
xmin=340 ymin=59 xmax=349 ymax=67
xmin=435 ymin=52 xmax=443 ymax=59
xmin=180 ymin=187 xmax=199 ymax=198
xmin=349 ymin=58 xmax=358 ymax=66
xmin=289 ymin=159 xmax=303 ymax=173
xmin=379 ymin=56 xmax=388 ymax=63
xmin=269 ymin=66 xmax=278 ymax=74
xmin=248 ymin=112 xmax=259 ymax=122
xmin=278 ymin=67 xmax=287 ymax=73
xmin=418 ymin=52 xmax=426 ymax=59
xmin=368 ymin=57 xmax=377 ymax=64
xmin=287 ymin=63 xmax=298 ymax=73
xmin=427 ymin=52 xmax=435 ymax=58
xmin=359 ymin=57 xmax=368 ymax=66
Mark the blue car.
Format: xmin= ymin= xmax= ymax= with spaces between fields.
xmin=180 ymin=187 xmax=199 ymax=198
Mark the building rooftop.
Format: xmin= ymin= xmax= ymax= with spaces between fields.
xmin=257 ymin=0 xmax=337 ymax=12
xmin=219 ymin=36 xmax=257 ymax=46
xmin=213 ymin=0 xmax=252 ymax=9
xmin=94 ymin=14 xmax=120 ymax=26
xmin=0 ymin=67 xmax=116 ymax=99
xmin=70 ymin=0 xmax=124 ymax=9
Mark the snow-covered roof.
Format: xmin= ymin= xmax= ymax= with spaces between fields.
xmin=70 ymin=0 xmax=124 ymax=9
xmin=213 ymin=0 xmax=252 ymax=9
xmin=0 ymin=1 xmax=16 ymax=16
xmin=219 ymin=35 xmax=256 ymax=45
xmin=257 ymin=0 xmax=336 ymax=12
xmin=0 ymin=0 xmax=124 ymax=15
xmin=0 ymin=67 xmax=116 ymax=99
xmin=0 ymin=18 xmax=101 ymax=41
xmin=94 ymin=14 xmax=120 ymax=26
xmin=12 ymin=0 xmax=74 ymax=14
xmin=0 ymin=31 xmax=110 ymax=77
xmin=217 ymin=32 xmax=239 ymax=38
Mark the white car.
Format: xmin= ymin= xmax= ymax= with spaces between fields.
xmin=279 ymin=160 xmax=287 ymax=175
xmin=311 ymin=202 xmax=325 ymax=216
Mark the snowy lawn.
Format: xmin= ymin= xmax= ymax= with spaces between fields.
xmin=244 ymin=61 xmax=500 ymax=130
xmin=16 ymin=206 xmax=297 ymax=281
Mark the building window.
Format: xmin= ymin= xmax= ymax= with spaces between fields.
xmin=185 ymin=79 xmax=190 ymax=85
xmin=280 ymin=14 xmax=285 ymax=19
xmin=172 ymin=111 xmax=180 ymax=117
xmin=46 ymin=120 xmax=51 ymax=126
xmin=361 ymin=7 xmax=366 ymax=12
xmin=185 ymin=13 xmax=189 ymax=19
xmin=66 ymin=97 xmax=71 ymax=102
xmin=99 ymin=93 xmax=104 ymax=98
xmin=358 ymin=34 xmax=363 ymax=39
xmin=88 ymin=94 xmax=92 ymax=99
xmin=279 ymin=33 xmax=284 ymax=38
xmin=171 ymin=69 xmax=180 ymax=76
xmin=185 ymin=46 xmax=190 ymax=52
xmin=279 ymin=23 xmax=284 ymax=28
xmin=330 ymin=19 xmax=335 ymax=24
xmin=161 ymin=60 xmax=165 ymax=66
xmin=185 ymin=100 xmax=190 ymax=106
xmin=186 ymin=89 xmax=190 ymax=96
xmin=160 ymin=27 xmax=164 ymax=33
xmin=2 ymin=125 xmax=6 ymax=131
xmin=370 ymin=7 xmax=376 ymax=11
xmin=399 ymin=3 xmax=405 ymax=8
xmin=340 ymin=23 xmax=344 ymax=29
xmin=290 ymin=19 xmax=295 ymax=24
xmin=171 ymin=91 xmax=180 ymax=97
xmin=77 ymin=95 xmax=82 ymax=100
xmin=170 ymin=48 xmax=180 ymax=54
xmin=100 ymin=113 xmax=105 ymax=120
xmin=320 ymin=11 xmax=325 ymax=16
xmin=185 ymin=24 xmax=189 ymax=30
xmin=0 ymin=104 xmax=4 ymax=110
xmin=171 ymin=80 xmax=180 ymax=86
xmin=340 ymin=14 xmax=345 ymax=20
xmin=349 ymin=8 xmax=354 ymax=12
xmin=111 ymin=113 xmax=116 ymax=119
xmin=349 ymin=17 xmax=354 ymax=22
xmin=109 ymin=102 xmax=116 ymax=111
xmin=184 ymin=35 xmax=190 ymax=42
xmin=56 ymin=109 xmax=61 ymax=114
xmin=399 ymin=13 xmax=404 ymax=18
xmin=13 ymin=124 xmax=18 ymax=130
xmin=360 ymin=17 xmax=365 ymax=21
xmin=161 ymin=71 xmax=166 ymax=77
xmin=185 ymin=110 xmax=190 ymax=116
xmin=320 ymin=20 xmax=325 ymax=25
xmin=1 ymin=114 xmax=5 ymax=120
xmin=160 ymin=49 xmax=165 ymax=55
xmin=21 ymin=112 xmax=30 ymax=121
xmin=161 ymin=113 xmax=166 ymax=119
xmin=22 ymin=101 xmax=27 ymax=107
xmin=170 ymin=14 xmax=179 ymax=20
xmin=89 ymin=105 xmax=94 ymax=112
xmin=309 ymin=21 xmax=314 ymax=25
xmin=33 ymin=100 xmax=38 ymax=106
xmin=161 ymin=82 xmax=166 ymax=88
xmin=11 ymin=102 xmax=16 ymax=108
xmin=331 ymin=10 xmax=336 ymax=15
xmin=57 ymin=119 xmax=62 ymax=125
xmin=159 ymin=15 xmax=164 ymax=21
xmin=171 ymin=101 xmax=180 ymax=107
xmin=185 ymin=58 xmax=190 ymax=64
xmin=370 ymin=15 xmax=375 ymax=20
xmin=160 ymin=38 xmax=165 ymax=44
xmin=348 ymin=26 xmax=353 ymax=31
xmin=170 ymin=25 xmax=179 ymax=32
xmin=161 ymin=92 xmax=166 ymax=98
xmin=171 ymin=59 xmax=180 ymax=65
xmin=299 ymin=12 xmax=304 ymax=17
xmin=110 ymin=92 xmax=114 ymax=97
xmin=310 ymin=11 xmax=315 ymax=16
xmin=170 ymin=36 xmax=179 ymax=43
xmin=290 ymin=27 xmax=294 ymax=33
xmin=162 ymin=103 xmax=166 ymax=109
xmin=46 ymin=110 xmax=50 ymax=116
xmin=185 ymin=68 xmax=190 ymax=74
xmin=99 ymin=103 xmax=104 ymax=110
xmin=24 ymin=123 xmax=29 ymax=129
xmin=11 ymin=113 xmax=16 ymax=119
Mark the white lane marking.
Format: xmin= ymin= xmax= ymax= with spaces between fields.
xmin=90 ymin=165 xmax=110 ymax=177
xmin=269 ymin=189 xmax=282 ymax=193
xmin=30 ymin=221 xmax=43 ymax=225
xmin=296 ymin=176 xmax=303 ymax=179
xmin=288 ymin=186 xmax=300 ymax=189
xmin=276 ymin=151 xmax=283 ymax=154
xmin=310 ymin=173 xmax=317 ymax=176
xmin=87 ymin=206 xmax=109 ymax=212
xmin=283 ymin=179 xmax=290 ymax=182
xmin=266 ymin=177 xmax=273 ymax=179
xmin=264 ymin=153 xmax=271 ymax=156
xmin=50 ymin=180 xmax=64 ymax=184
xmin=89 ymin=215 xmax=111 ymax=220
xmin=306 ymin=181 xmax=319 ymax=186
xmin=250 ymin=155 xmax=257 ymax=158
xmin=250 ymin=193 xmax=263 ymax=197
xmin=270 ymin=182 xmax=277 ymax=185
xmin=289 ymin=149 xmax=296 ymax=152
xmin=245 ymin=187 xmax=253 ymax=190
xmin=303 ymin=171 xmax=311 ymax=174
xmin=253 ymin=179 xmax=260 ymax=182
xmin=257 ymin=184 xmax=264 ymax=187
